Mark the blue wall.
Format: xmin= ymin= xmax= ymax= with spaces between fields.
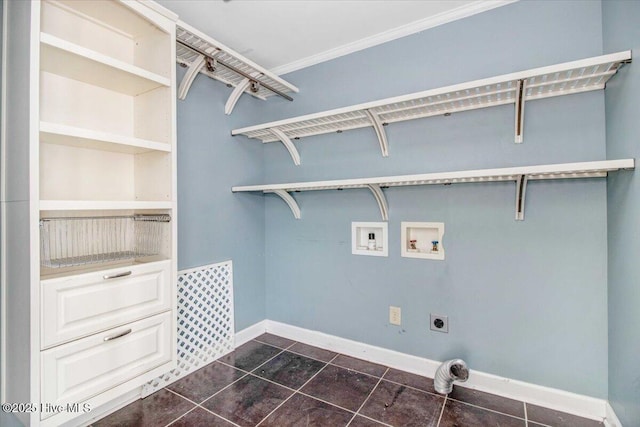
xmin=176 ymin=66 xmax=266 ymax=330
xmin=231 ymin=0 xmax=610 ymax=397
xmin=602 ymin=1 xmax=640 ymax=425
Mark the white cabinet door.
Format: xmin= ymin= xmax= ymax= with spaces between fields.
xmin=41 ymin=260 xmax=171 ymax=348
xmin=41 ymin=311 xmax=172 ymax=416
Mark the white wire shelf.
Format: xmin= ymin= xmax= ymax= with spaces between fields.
xmin=176 ymin=21 xmax=299 ymax=114
xmin=232 ymin=159 xmax=635 ymax=221
xmin=232 ymin=51 xmax=632 ymax=165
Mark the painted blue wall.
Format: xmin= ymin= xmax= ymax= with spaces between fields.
xmin=602 ymin=1 xmax=640 ymax=425
xmin=231 ymin=0 xmax=610 ymax=397
xmin=176 ymin=66 xmax=266 ymax=330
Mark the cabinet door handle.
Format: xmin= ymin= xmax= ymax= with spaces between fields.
xmin=103 ymin=271 xmax=132 ymax=280
xmin=103 ymin=329 xmax=132 ymax=342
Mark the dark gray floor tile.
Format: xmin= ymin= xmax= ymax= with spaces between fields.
xmin=260 ymin=393 xmax=353 ymax=426
xmin=253 ymin=351 xmax=326 ymax=389
xmin=301 ymin=364 xmax=380 ymax=412
xmin=255 ymin=333 xmax=296 ymax=349
xmin=289 ymin=342 xmax=339 ymax=362
xmin=332 ymin=354 xmax=387 ymax=377
xmin=169 ymin=407 xmax=236 ymax=426
xmin=440 ymin=399 xmax=525 ymax=427
xmin=201 ymin=375 xmax=293 ymax=426
xmin=92 ymin=389 xmax=194 ymax=427
xmin=526 ymin=404 xmax=604 ymax=427
xmin=359 ymin=380 xmax=444 ymax=427
xmin=167 ymin=361 xmax=245 ymax=403
xmin=448 ymin=385 xmax=525 ymax=418
xmin=348 ymin=416 xmax=388 ymax=426
xmin=383 ymin=368 xmax=437 ymax=394
xmin=218 ymin=340 xmax=281 ymax=371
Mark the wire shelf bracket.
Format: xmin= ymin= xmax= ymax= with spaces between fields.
xmin=367 ymin=184 xmax=389 ymax=221
xmin=232 ymin=51 xmax=631 ymax=162
xmin=176 ymin=21 xmax=298 ymax=114
xmin=267 ymin=190 xmax=301 ymax=219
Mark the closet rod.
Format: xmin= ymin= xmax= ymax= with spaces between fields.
xmin=177 ymin=39 xmax=294 ymax=102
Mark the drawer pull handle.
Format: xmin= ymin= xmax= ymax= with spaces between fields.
xmin=103 ymin=271 xmax=132 ymax=280
xmin=103 ymin=329 xmax=132 ymax=342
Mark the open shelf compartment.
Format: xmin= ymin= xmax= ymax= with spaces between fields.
xmin=41 ymin=0 xmax=173 ymax=79
xmin=352 ymin=222 xmax=388 ymax=257
xmin=401 ymin=222 xmax=445 ymax=260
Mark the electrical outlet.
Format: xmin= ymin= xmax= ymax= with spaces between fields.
xmin=430 ymin=314 xmax=448 ymax=333
xmin=389 ymin=306 xmax=401 ymax=326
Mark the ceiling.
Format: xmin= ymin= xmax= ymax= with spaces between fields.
xmin=155 ymin=0 xmax=513 ymax=75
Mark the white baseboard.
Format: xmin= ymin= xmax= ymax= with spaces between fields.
xmin=264 ymin=320 xmax=607 ymax=422
xmin=605 ymin=402 xmax=623 ymax=427
xmin=235 ymin=319 xmax=267 ymax=347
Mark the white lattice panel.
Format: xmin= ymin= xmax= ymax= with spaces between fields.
xmin=142 ymin=260 xmax=234 ymax=397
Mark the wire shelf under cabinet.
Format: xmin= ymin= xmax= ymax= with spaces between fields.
xmin=40 ymin=214 xmax=170 ymax=269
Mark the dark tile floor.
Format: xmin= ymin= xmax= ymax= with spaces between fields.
xmin=93 ymin=334 xmax=604 ymax=427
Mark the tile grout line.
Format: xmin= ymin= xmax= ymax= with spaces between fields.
xmin=346 ymin=367 xmax=390 ymax=427
xmin=165 ymin=383 xmax=242 ymax=426
xmin=445 ymin=396 xmax=529 ymax=422
xmin=524 ymin=401 xmax=528 ymax=426
xmin=436 ymin=395 xmax=448 ymax=427
xmin=162 ymin=405 xmax=198 ymax=427
xmin=254 ymin=352 xmax=340 ymax=426
xmin=198 ymin=341 xmax=293 ymax=407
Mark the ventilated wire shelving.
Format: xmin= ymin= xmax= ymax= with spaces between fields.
xmin=40 ymin=214 xmax=170 ymax=268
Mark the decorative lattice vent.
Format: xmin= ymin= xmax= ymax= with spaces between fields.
xmin=142 ymin=260 xmax=234 ymax=397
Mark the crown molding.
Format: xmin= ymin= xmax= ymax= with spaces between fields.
xmin=270 ymin=0 xmax=517 ymax=76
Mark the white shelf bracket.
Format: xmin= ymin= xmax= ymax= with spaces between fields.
xmin=268 ymin=128 xmax=301 ymax=166
xmin=367 ymin=184 xmax=389 ymax=221
xmin=266 ymin=190 xmax=301 ymax=219
xmin=225 ymin=77 xmax=252 ymax=115
xmin=364 ymin=109 xmax=389 ymax=157
xmin=514 ymin=79 xmax=527 ymax=143
xmin=515 ymin=174 xmax=529 ymax=221
xmin=178 ymin=54 xmax=206 ymax=100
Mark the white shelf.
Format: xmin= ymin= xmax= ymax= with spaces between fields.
xmin=176 ymin=21 xmax=299 ymax=114
xmin=40 ymin=122 xmax=171 ymax=154
xmin=352 ymin=222 xmax=388 ymax=257
xmin=232 ymin=159 xmax=635 ymax=221
xmin=232 ymin=51 xmax=632 ymax=164
xmin=40 ymin=201 xmax=173 ymax=212
xmin=40 ymin=33 xmax=170 ymax=96
xmin=401 ymin=222 xmax=445 ymax=260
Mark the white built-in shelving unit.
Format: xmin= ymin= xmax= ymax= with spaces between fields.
xmin=232 ymin=51 xmax=631 ymax=165
xmin=3 ymin=1 xmax=178 ymax=425
xmin=232 ymin=159 xmax=635 ymax=221
xmin=175 ymin=21 xmax=299 ymax=114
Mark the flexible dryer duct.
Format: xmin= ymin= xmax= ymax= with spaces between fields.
xmin=434 ymin=359 xmax=469 ymax=394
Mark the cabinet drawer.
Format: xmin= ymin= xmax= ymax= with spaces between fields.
xmin=41 ymin=260 xmax=171 ymax=348
xmin=41 ymin=311 xmax=172 ymax=412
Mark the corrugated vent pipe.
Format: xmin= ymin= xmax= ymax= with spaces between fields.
xmin=434 ymin=359 xmax=469 ymax=394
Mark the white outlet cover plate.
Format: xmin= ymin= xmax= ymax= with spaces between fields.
xmin=430 ymin=314 xmax=448 ymax=333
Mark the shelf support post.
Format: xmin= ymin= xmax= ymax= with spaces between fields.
xmin=364 ymin=109 xmax=389 ymax=157
xmin=514 ymin=79 xmax=527 ymax=143
xmin=268 ymin=128 xmax=301 ymax=166
xmin=266 ymin=190 xmax=301 ymax=219
xmin=178 ymin=54 xmax=206 ymax=100
xmin=515 ymin=174 xmax=528 ymax=221
xmin=367 ymin=184 xmax=389 ymax=221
